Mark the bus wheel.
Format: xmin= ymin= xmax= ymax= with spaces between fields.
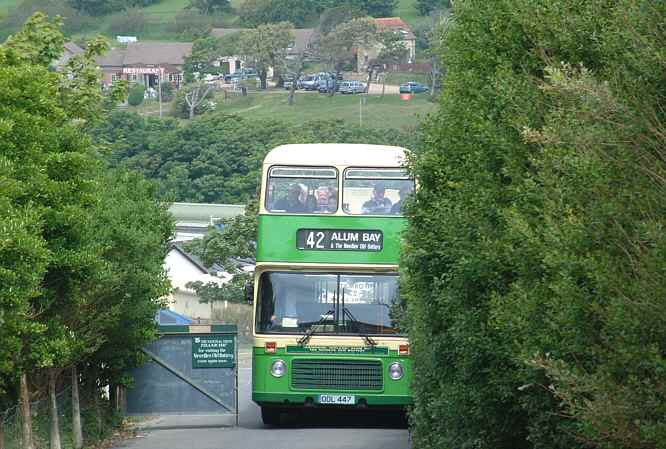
xmin=261 ymin=406 xmax=281 ymax=426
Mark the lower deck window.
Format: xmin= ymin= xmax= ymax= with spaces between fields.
xmin=255 ymin=272 xmax=403 ymax=336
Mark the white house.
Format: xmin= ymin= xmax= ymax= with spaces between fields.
xmin=164 ymin=202 xmax=249 ymax=321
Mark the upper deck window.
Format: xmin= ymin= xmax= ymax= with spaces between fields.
xmin=343 ymin=168 xmax=414 ymax=216
xmin=266 ymin=166 xmax=338 ymax=214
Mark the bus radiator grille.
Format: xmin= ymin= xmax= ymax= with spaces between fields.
xmin=291 ymin=359 xmax=383 ymax=391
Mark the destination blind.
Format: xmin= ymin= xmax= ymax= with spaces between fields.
xmin=297 ymin=229 xmax=383 ymax=252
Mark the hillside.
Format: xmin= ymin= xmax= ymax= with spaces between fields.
xmin=0 ymin=0 xmax=426 ymax=42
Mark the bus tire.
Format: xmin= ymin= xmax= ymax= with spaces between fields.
xmin=261 ymin=406 xmax=281 ymax=426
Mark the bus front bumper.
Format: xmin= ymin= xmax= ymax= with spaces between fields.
xmin=253 ymin=391 xmax=412 ymax=410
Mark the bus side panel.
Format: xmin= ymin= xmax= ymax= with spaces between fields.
xmin=256 ymin=215 xmax=406 ymax=264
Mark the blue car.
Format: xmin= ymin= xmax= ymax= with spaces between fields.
xmin=399 ymin=81 xmax=429 ymax=94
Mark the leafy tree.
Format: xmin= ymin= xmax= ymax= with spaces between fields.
xmin=185 ymin=200 xmax=258 ymax=303
xmin=239 ymin=0 xmax=316 ymax=27
xmin=348 ymin=0 xmax=396 ymax=17
xmin=415 ymin=0 xmax=450 ymax=16
xmin=186 ymin=0 xmax=230 ymax=15
xmin=66 ymin=0 xmax=162 ymax=16
xmin=319 ymin=17 xmax=376 ymax=71
xmin=239 ymin=22 xmax=293 ymax=89
xmin=404 ymin=1 xmax=666 ymax=449
xmin=375 ymin=30 xmax=409 ymax=95
xmin=1 ymin=13 xmax=170 ymax=449
xmin=92 ymin=111 xmax=417 ymax=203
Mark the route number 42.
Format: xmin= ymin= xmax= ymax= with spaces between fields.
xmin=306 ymin=231 xmax=325 ymax=249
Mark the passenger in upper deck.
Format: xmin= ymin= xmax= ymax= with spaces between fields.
xmin=361 ymin=183 xmax=392 ymax=214
xmin=391 ymin=184 xmax=413 ymax=214
xmin=273 ymin=183 xmax=308 ymax=212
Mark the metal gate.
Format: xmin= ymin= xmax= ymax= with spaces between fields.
xmin=125 ymin=324 xmax=238 ymax=428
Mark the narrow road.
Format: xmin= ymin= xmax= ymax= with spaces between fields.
xmin=115 ymin=356 xmax=410 ymax=449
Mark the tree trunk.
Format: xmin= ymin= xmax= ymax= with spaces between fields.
xmin=189 ymin=104 xmax=195 ymax=120
xmin=260 ymin=71 xmax=267 ymax=90
xmin=19 ymin=372 xmax=34 ymax=449
xmin=0 ymin=410 xmax=6 ymax=449
xmin=71 ymin=366 xmax=83 ymax=449
xmin=288 ymin=84 xmax=296 ymax=105
xmin=48 ymin=370 xmax=62 ymax=449
xmin=381 ymin=76 xmax=386 ymax=97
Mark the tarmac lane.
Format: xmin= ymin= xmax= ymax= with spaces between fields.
xmin=115 ymin=362 xmax=411 ymax=449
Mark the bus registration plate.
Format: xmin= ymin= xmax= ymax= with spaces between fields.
xmin=317 ymin=394 xmax=356 ymax=405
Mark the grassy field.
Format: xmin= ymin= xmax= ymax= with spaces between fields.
xmin=215 ymin=90 xmax=434 ymax=130
xmin=128 ymin=89 xmax=435 ymax=130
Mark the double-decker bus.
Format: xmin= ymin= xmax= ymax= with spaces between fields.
xmin=250 ymin=144 xmax=414 ymax=425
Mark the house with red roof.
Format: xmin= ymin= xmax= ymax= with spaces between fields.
xmin=357 ymin=17 xmax=416 ymax=72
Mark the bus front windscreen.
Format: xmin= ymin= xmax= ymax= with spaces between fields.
xmin=256 ymin=272 xmax=403 ymax=336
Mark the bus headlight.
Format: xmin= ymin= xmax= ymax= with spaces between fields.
xmin=270 ymin=360 xmax=287 ymax=378
xmin=388 ymin=362 xmax=404 ymax=380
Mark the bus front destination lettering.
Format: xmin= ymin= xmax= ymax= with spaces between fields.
xmin=297 ymin=229 xmax=383 ymax=252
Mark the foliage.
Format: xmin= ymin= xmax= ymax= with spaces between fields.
xmin=0 ymin=13 xmax=172 ymax=448
xmin=404 ymin=1 xmax=666 ymax=449
xmin=185 ymin=200 xmax=258 ymax=304
xmin=167 ymin=10 xmax=213 ymax=40
xmin=238 ymin=0 xmax=317 ymax=27
xmin=0 ymin=0 xmax=94 ymax=41
xmin=319 ymin=17 xmax=376 ymax=71
xmin=415 ymin=0 xmax=450 ymax=16
xmin=66 ymin=0 xmax=162 ymax=16
xmin=186 ymin=0 xmax=231 ymax=15
xmin=348 ymin=0 xmax=396 ymax=17
xmin=375 ymin=30 xmax=409 ymax=66
xmin=239 ymin=22 xmax=293 ymax=89
xmin=92 ymin=111 xmax=415 ymax=204
xmin=127 ymin=83 xmax=145 ymax=106
xmin=159 ymin=81 xmax=174 ymax=102
xmin=184 ymin=35 xmax=237 ymax=81
xmin=108 ymin=7 xmax=147 ymax=35
xmin=172 ymin=83 xmax=214 ymax=118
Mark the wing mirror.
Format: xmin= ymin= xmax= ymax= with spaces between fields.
xmin=244 ymin=281 xmax=254 ymax=304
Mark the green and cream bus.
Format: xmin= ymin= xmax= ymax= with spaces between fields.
xmin=250 ymin=144 xmax=414 ymax=425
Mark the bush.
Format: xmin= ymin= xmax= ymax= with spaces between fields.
xmin=404 ymin=1 xmax=666 ymax=449
xmin=171 ymin=84 xmax=214 ymax=118
xmin=127 ymin=83 xmax=145 ymax=106
xmin=159 ymin=81 xmax=174 ymax=102
xmin=0 ymin=0 xmax=94 ymax=40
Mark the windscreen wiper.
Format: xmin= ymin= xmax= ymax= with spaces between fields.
xmin=341 ymin=288 xmax=377 ymax=348
xmin=298 ymin=308 xmax=335 ymax=346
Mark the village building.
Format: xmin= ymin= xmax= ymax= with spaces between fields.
xmin=357 ymin=17 xmax=416 ymax=72
xmin=53 ymin=41 xmax=85 ymax=71
xmin=95 ymin=41 xmax=193 ymax=90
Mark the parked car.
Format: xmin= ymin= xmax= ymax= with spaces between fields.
xmin=224 ymin=68 xmax=259 ymax=83
xmin=317 ymin=74 xmax=337 ymax=93
xmin=338 ymin=80 xmax=367 ymax=94
xmin=299 ymin=75 xmax=318 ymax=90
xmin=399 ymin=81 xmax=429 ymax=94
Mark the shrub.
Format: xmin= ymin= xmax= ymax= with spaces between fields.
xmin=159 ymin=81 xmax=174 ymax=102
xmin=127 ymin=83 xmax=145 ymax=106
xmin=404 ymin=1 xmax=666 ymax=449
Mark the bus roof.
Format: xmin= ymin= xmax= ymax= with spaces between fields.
xmin=263 ymin=144 xmax=409 ymax=167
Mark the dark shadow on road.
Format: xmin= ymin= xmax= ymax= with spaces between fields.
xmin=262 ymin=409 xmax=409 ymax=430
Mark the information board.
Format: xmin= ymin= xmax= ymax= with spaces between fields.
xmin=297 ymin=229 xmax=383 ymax=252
xmin=192 ymin=335 xmax=235 ymax=368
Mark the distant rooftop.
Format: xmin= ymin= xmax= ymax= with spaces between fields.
xmin=169 ymin=202 xmax=245 ymax=225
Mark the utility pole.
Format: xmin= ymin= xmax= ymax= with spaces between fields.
xmin=359 ymin=95 xmax=363 ymax=127
xmin=158 ymin=66 xmax=163 ymax=118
